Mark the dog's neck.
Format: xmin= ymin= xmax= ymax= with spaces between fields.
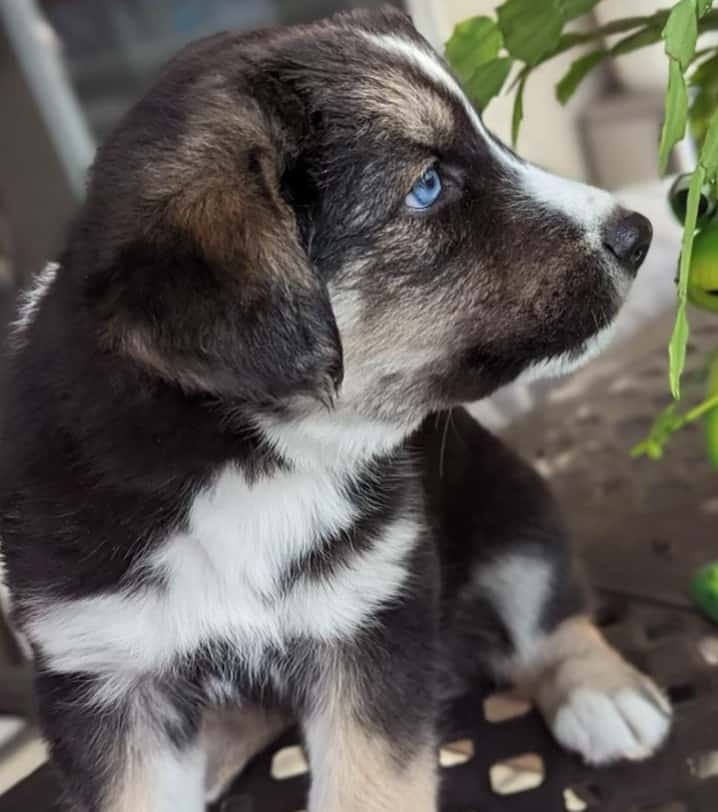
xmin=257 ymin=408 xmax=415 ymax=471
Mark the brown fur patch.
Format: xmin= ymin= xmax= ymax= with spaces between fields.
xmin=307 ymin=719 xmax=437 ymax=812
xmin=91 ymin=70 xmax=342 ymax=399
xmin=305 ymin=660 xmax=438 ymax=812
xmin=138 ymin=81 xmax=306 ymax=282
xmin=351 ymin=67 xmax=454 ymax=144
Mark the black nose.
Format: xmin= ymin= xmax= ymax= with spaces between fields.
xmin=602 ymin=210 xmax=653 ymax=275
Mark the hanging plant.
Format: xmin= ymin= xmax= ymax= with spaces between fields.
xmin=446 ymin=0 xmax=718 ymax=466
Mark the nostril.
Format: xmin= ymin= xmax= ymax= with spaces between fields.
xmin=631 ymin=242 xmax=648 ymax=267
xmin=603 ymin=210 xmax=653 ymax=275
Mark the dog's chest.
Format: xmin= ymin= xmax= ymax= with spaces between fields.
xmin=168 ymin=463 xmax=358 ymax=602
xmin=155 ymin=464 xmax=360 ymax=635
xmin=29 ymin=463 xmax=418 ymax=678
xmin=158 ymin=464 xmax=420 ymax=658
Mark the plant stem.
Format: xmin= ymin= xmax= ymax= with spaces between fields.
xmin=675 ymin=392 xmax=718 ymax=427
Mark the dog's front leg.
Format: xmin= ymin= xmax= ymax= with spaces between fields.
xmin=34 ymin=669 xmax=206 ymax=812
xmin=303 ymin=598 xmax=440 ymax=812
xmin=304 ymin=676 xmax=438 ymax=812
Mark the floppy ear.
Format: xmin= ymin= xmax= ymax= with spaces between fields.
xmin=86 ymin=84 xmax=342 ymax=406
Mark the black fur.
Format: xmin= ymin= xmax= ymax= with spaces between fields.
xmin=277 ymin=450 xmax=411 ymax=593
xmin=0 ymin=8 xmax=650 ymax=810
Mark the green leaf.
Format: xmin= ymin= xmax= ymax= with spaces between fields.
xmin=553 ymin=31 xmax=597 ymax=52
xmin=507 ymin=63 xmax=529 ymax=92
xmin=631 ymin=403 xmax=680 ymax=459
xmin=509 ymin=12 xmax=670 ymax=81
xmin=689 ymin=84 xmax=718 ymax=143
xmin=552 ymin=13 xmax=669 ymax=54
xmin=677 ymin=166 xmax=706 ymax=300
xmin=559 ymin=0 xmax=601 ymax=21
xmin=669 ymin=306 xmax=690 ymax=399
xmin=464 ymin=57 xmax=514 ymax=109
xmin=446 ymin=17 xmax=503 ymax=82
xmin=511 ymin=73 xmax=527 ymax=146
xmin=699 ymin=108 xmax=718 ymax=176
xmin=497 ymin=0 xmax=564 ymax=65
xmin=592 ymin=12 xmax=670 ymax=36
xmin=555 ymin=25 xmax=665 ymax=108
xmin=659 ymin=60 xmax=688 ymax=173
xmin=515 ymin=10 xmax=670 ymax=88
xmin=656 ymin=402 xmax=682 ymax=433
xmin=610 ymin=24 xmax=663 ymax=57
xmin=646 ymin=442 xmax=664 ymax=460
xmin=630 ymin=439 xmax=657 ymax=459
xmin=662 ymin=0 xmax=698 ymax=70
xmin=556 ymin=50 xmax=607 ymax=104
xmin=669 ymin=165 xmax=705 ymax=399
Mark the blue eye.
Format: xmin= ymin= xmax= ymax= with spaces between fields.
xmin=406 ymin=166 xmax=442 ymax=210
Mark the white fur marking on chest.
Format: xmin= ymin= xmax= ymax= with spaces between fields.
xmin=258 ymin=409 xmax=409 ymax=470
xmin=26 ymin=463 xmax=417 ymax=683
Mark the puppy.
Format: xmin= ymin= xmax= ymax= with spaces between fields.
xmin=0 ymin=8 xmax=670 ymax=811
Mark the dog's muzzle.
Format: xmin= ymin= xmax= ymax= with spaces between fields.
xmin=602 ymin=209 xmax=653 ymax=277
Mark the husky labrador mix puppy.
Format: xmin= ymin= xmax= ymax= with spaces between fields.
xmin=0 ymin=7 xmax=669 ymax=811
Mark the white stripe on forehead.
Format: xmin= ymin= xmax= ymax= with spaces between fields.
xmin=359 ymin=31 xmax=618 ymax=245
xmin=360 ymin=32 xmax=492 ymax=138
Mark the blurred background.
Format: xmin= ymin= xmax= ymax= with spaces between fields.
xmin=1 ymin=2 xmax=715 ymax=810
xmin=0 ymin=0 xmax=687 ymax=290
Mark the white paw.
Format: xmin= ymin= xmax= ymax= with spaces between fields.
xmin=551 ymin=683 xmax=672 ymax=766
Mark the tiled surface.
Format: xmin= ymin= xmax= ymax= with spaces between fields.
xmin=209 ymin=603 xmax=718 ymax=811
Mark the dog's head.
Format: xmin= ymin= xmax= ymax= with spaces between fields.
xmin=79 ymin=7 xmax=651 ymax=428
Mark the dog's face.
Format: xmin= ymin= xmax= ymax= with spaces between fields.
xmin=82 ymin=8 xmax=651 ymax=428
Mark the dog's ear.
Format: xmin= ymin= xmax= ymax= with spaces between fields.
xmin=85 ymin=81 xmax=342 ymax=406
